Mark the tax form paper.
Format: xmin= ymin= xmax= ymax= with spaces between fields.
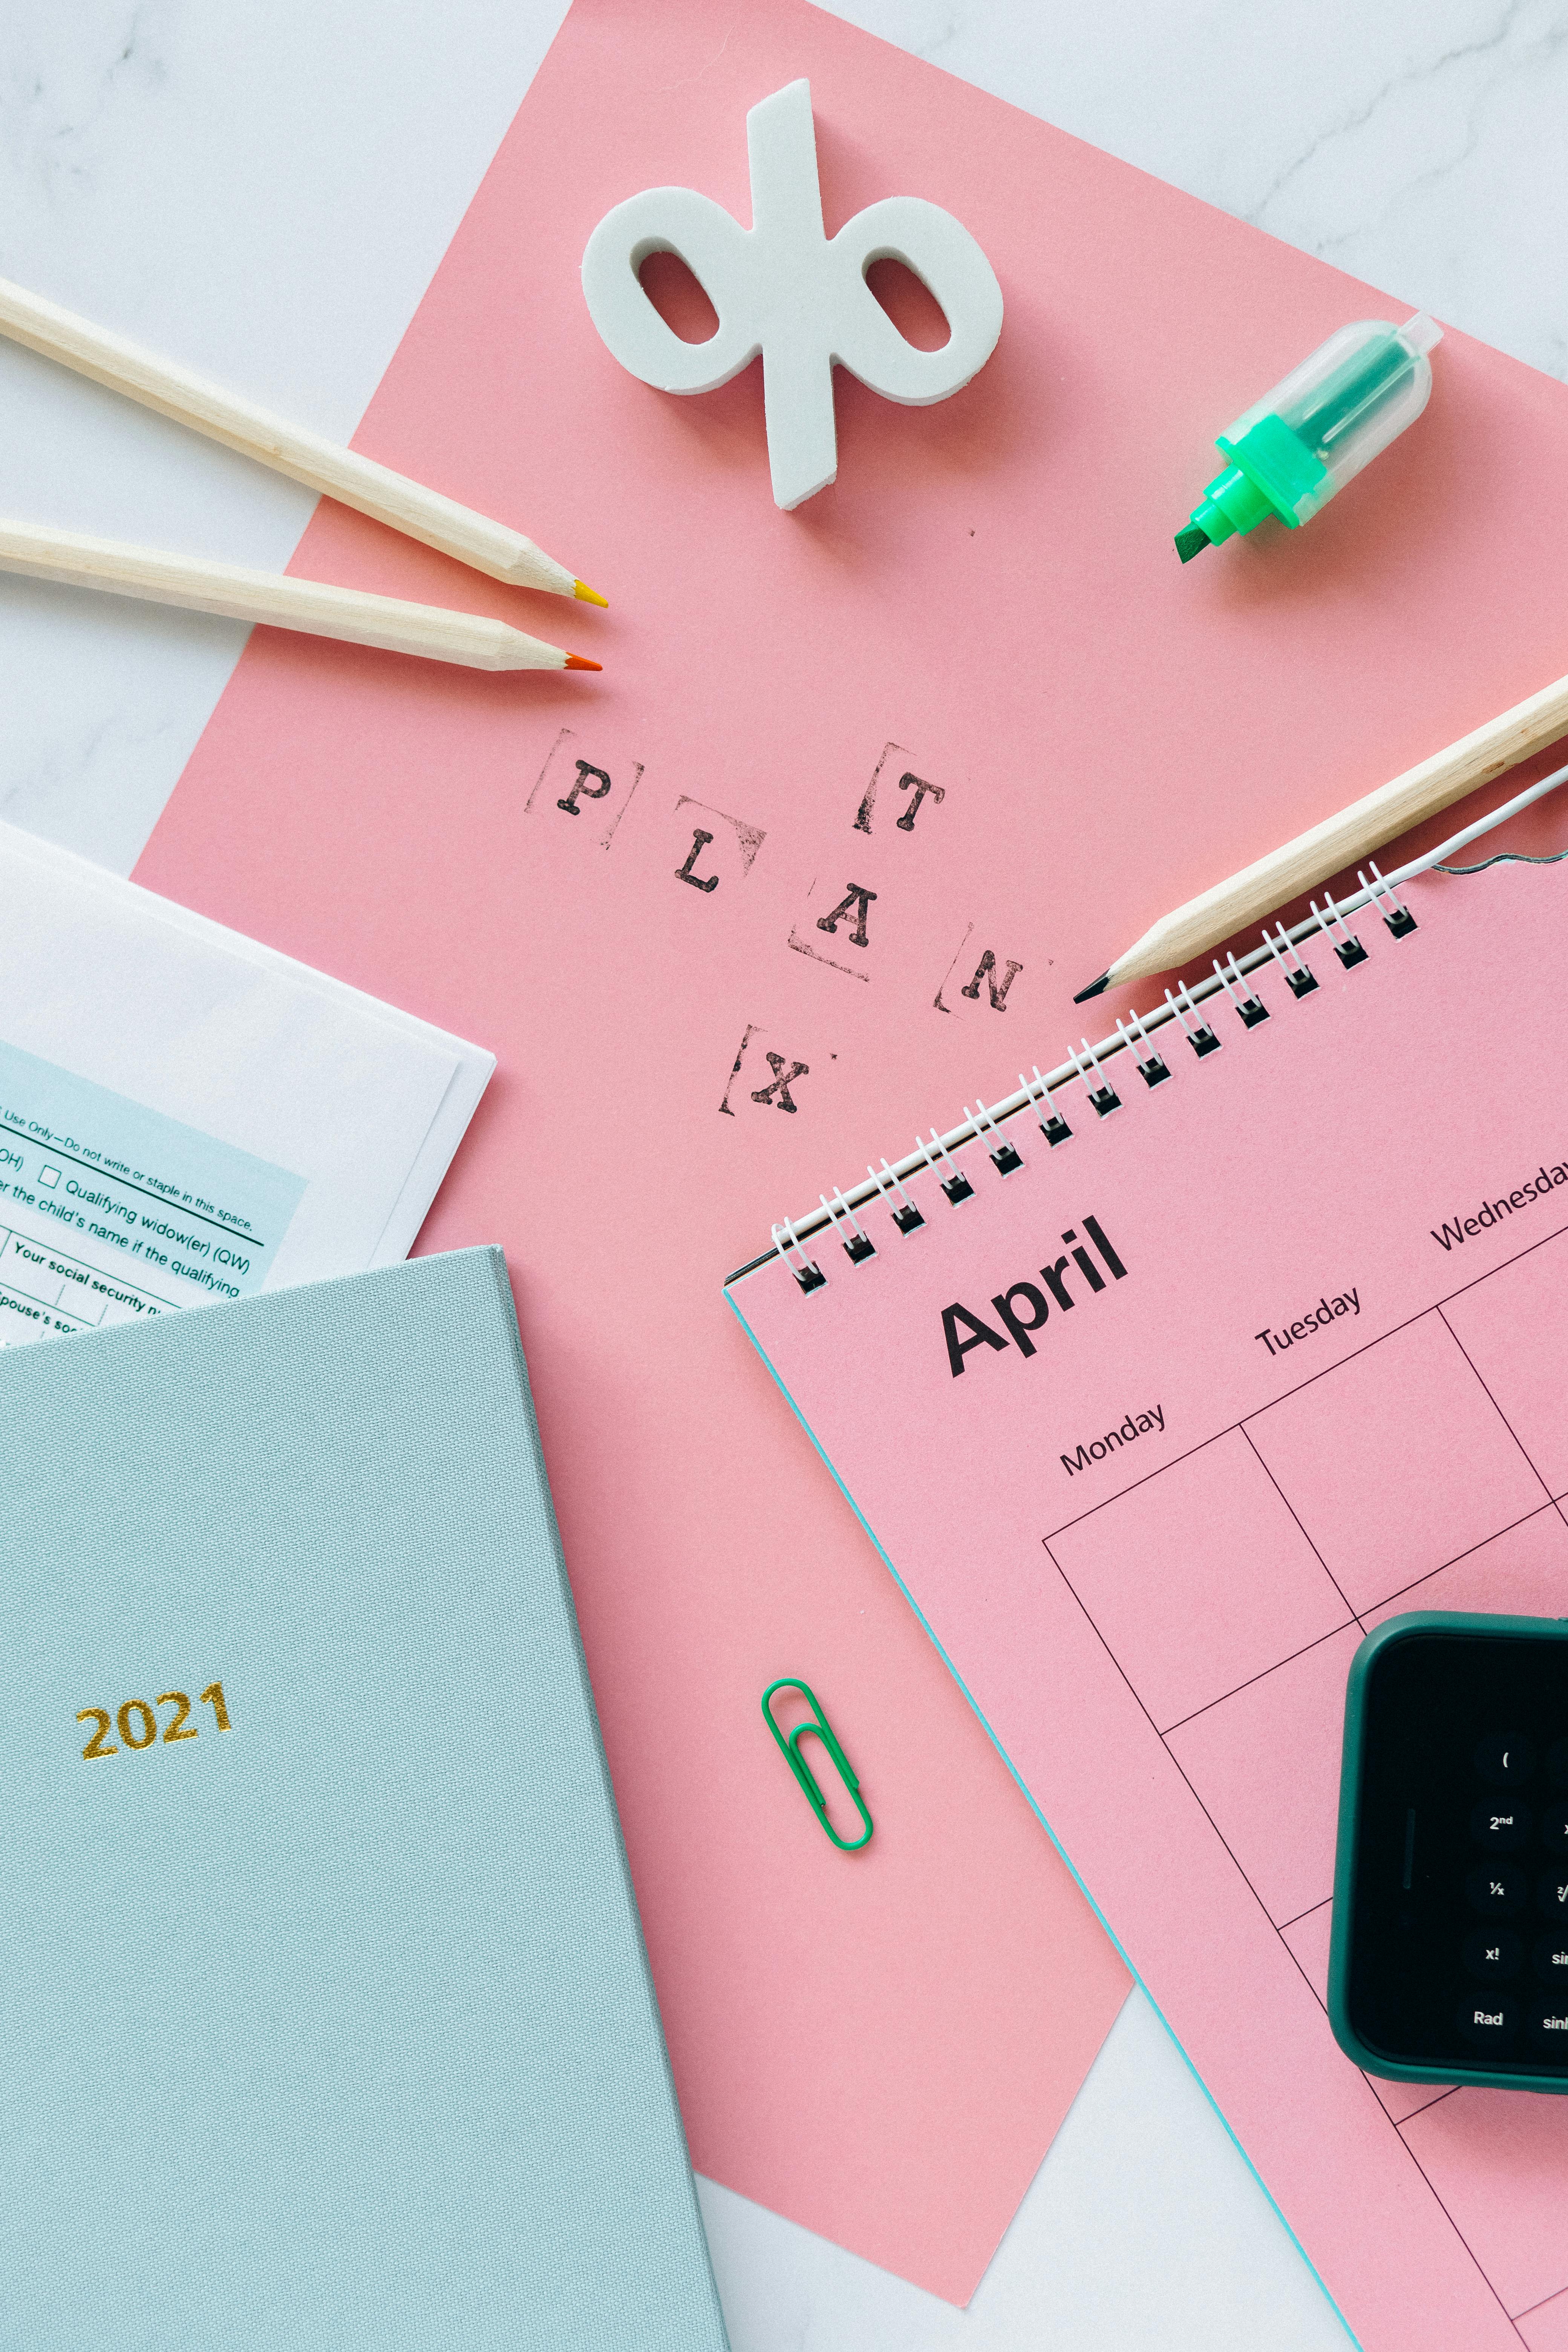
xmin=0 ymin=824 xmax=491 ymax=1341
xmin=730 ymin=859 xmax=1568 ymax=2352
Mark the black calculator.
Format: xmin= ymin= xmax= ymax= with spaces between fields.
xmin=1328 ymin=1612 xmax=1568 ymax=2090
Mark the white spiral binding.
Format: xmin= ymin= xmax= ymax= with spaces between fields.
xmin=771 ymin=1215 xmax=824 ymax=1292
xmin=1360 ymin=859 xmax=1414 ymax=934
xmin=1164 ymin=981 xmax=1219 ymax=1055
xmin=1068 ymin=1035 xmax=1120 ymax=1116
xmin=1116 ymin=1008 xmax=1170 ymax=1085
xmin=1310 ymin=886 xmax=1367 ymax=967
xmin=752 ymin=769 xmax=1568 ymax=1291
xmin=761 ymin=874 xmax=1439 ymax=1295
xmin=1020 ymin=1064 xmax=1072 ymax=1142
xmin=1264 ymin=922 xmax=1316 ymax=995
xmin=916 ymin=1127 xmax=972 ymax=1202
xmin=867 ymin=1157 xmax=925 ymax=1233
xmin=965 ymin=1093 xmax=1022 ymax=1172
xmin=1211 ymin=952 xmax=1268 ymax=1026
xmin=821 ymin=1186 xmax=875 ymax=1264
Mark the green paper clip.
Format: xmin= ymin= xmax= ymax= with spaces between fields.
xmin=761 ymin=1678 xmax=873 ymax=1852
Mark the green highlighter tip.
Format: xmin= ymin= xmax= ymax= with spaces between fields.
xmin=1174 ymin=523 xmax=1210 ymax=564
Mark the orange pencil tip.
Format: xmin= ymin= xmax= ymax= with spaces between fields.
xmin=573 ymin=580 xmax=609 ymax=607
xmin=564 ymin=653 xmax=603 ymax=671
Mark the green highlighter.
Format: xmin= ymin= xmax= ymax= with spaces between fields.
xmin=1176 ymin=312 xmax=1442 ymax=561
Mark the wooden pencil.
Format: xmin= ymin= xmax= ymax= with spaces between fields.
xmin=1074 ymin=665 xmax=1568 ymax=998
xmin=0 ymin=274 xmax=605 ymax=606
xmin=0 ymin=519 xmax=601 ymax=672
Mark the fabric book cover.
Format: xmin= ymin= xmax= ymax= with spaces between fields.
xmin=0 ymin=1247 xmax=728 ymax=2351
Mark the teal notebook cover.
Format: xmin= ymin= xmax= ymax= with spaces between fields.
xmin=0 ymin=1248 xmax=728 ymax=2352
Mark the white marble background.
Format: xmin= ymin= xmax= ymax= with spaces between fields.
xmin=3 ymin=1 xmax=1564 ymax=2342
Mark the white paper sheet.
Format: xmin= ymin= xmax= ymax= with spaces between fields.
xmin=0 ymin=822 xmax=492 ymax=1339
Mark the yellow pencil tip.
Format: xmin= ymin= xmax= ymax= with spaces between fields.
xmin=564 ymin=653 xmax=603 ymax=671
xmin=574 ymin=579 xmax=609 ymax=607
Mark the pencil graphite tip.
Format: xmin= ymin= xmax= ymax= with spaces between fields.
xmin=1174 ymin=523 xmax=1210 ymax=564
xmin=564 ymin=653 xmax=603 ymax=671
xmin=573 ymin=579 xmax=609 ymax=607
xmin=1072 ymin=971 xmax=1111 ymax=1004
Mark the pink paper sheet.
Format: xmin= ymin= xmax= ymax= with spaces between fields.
xmin=132 ymin=0 xmax=1568 ymax=2300
xmin=729 ymin=858 xmax=1568 ymax=2350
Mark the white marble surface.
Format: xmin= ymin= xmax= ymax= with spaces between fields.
xmin=0 ymin=0 xmax=571 ymax=869
xmin=2 ymin=0 xmax=1563 ymax=2342
xmin=700 ymin=1988 xmax=1349 ymax=2350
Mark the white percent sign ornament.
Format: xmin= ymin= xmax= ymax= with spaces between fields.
xmin=580 ymin=79 xmax=1003 ymax=511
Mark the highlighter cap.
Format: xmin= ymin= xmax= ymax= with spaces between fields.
xmin=1187 ymin=314 xmax=1442 ymax=550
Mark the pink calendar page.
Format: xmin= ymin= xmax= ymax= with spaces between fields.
xmin=730 ymin=857 xmax=1568 ymax=2352
xmin=132 ymin=0 xmax=1568 ymax=2300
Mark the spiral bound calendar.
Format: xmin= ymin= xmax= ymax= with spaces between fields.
xmin=727 ymin=854 xmax=1568 ymax=2352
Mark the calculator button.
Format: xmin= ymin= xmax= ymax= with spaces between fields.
xmin=1458 ymin=1995 xmax=1519 ymax=2049
xmin=1542 ymin=1807 xmax=1568 ymax=1854
xmin=1535 ymin=1934 xmax=1568 ymax=1984
xmin=1462 ymin=1928 xmax=1522 ymax=1981
xmin=1529 ymin=1999 xmax=1568 ymax=2055
xmin=1470 ymin=1802 xmax=1530 ymax=1852
xmin=1539 ymin=1871 xmax=1568 ymax=1920
xmin=1476 ymin=1735 xmax=1535 ymax=1788
xmin=1467 ymin=1862 xmax=1527 ymax=1916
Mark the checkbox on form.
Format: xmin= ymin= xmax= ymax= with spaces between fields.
xmin=38 ymin=1166 xmax=60 ymax=1188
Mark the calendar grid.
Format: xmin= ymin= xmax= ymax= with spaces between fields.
xmin=1044 ymin=1210 xmax=1568 ymax=2331
xmin=1044 ymin=1213 xmax=1568 ymax=1554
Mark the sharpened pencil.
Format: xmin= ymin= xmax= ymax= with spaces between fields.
xmin=1073 ymin=664 xmax=1568 ymax=999
xmin=0 ymin=273 xmax=605 ymax=606
xmin=0 ymin=519 xmax=602 ymax=672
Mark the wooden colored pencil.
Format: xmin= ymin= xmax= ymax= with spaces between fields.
xmin=0 ymin=519 xmax=601 ymax=672
xmin=0 ymin=274 xmax=605 ymax=605
xmin=1074 ymin=666 xmax=1568 ymax=998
